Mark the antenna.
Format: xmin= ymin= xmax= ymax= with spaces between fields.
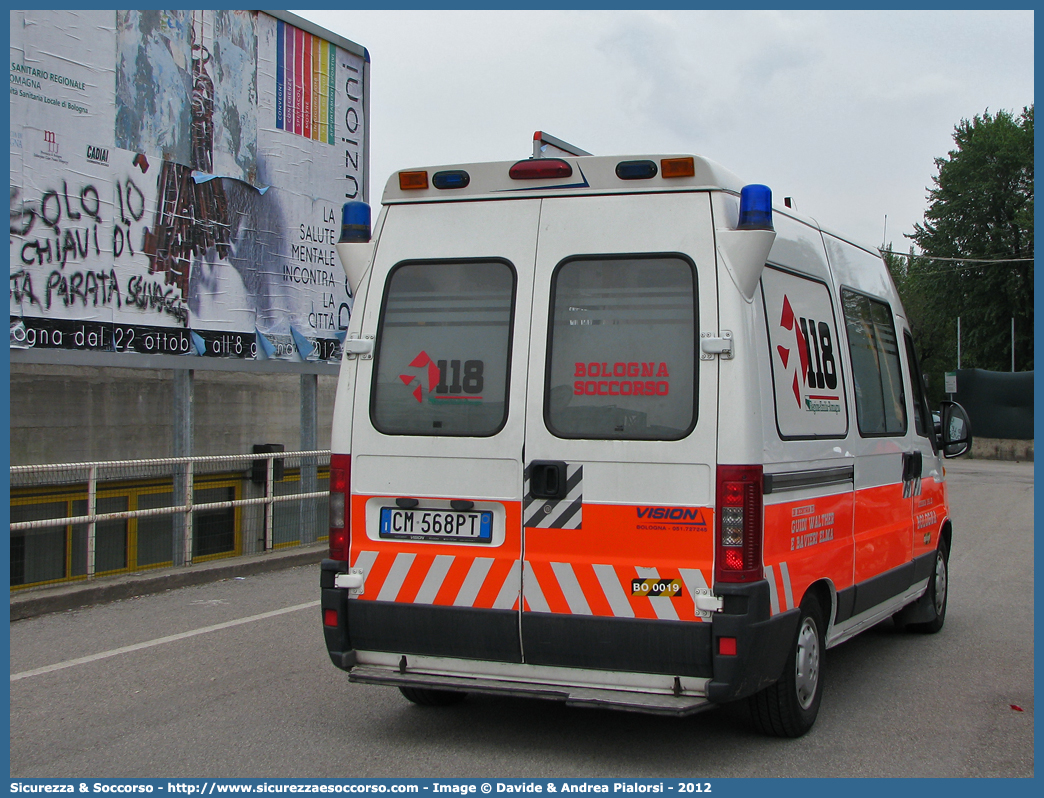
xmin=532 ymin=131 xmax=592 ymax=159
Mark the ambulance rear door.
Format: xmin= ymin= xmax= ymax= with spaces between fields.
xmin=345 ymin=198 xmax=539 ymax=665
xmin=520 ymin=191 xmax=720 ymax=678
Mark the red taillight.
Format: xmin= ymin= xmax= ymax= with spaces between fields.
xmin=509 ymin=159 xmax=573 ymax=180
xmin=329 ymin=453 xmax=351 ymax=562
xmin=323 ymin=608 xmax=338 ymax=627
xmin=718 ymin=637 xmax=737 ymax=656
xmin=715 ymin=464 xmax=763 ymax=584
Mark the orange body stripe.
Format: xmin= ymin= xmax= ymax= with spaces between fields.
xmin=854 ymin=483 xmax=911 ymax=583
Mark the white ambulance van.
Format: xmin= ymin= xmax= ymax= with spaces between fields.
xmin=320 ymin=137 xmax=972 ymax=737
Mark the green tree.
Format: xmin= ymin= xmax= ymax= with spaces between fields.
xmin=899 ymin=106 xmax=1033 ymax=398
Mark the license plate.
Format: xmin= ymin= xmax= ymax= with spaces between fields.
xmin=379 ymin=507 xmax=493 ymax=542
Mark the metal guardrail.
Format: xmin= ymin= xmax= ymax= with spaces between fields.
xmin=10 ymin=450 xmax=331 ymax=583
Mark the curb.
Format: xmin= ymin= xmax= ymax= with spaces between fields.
xmin=10 ymin=543 xmax=327 ymax=622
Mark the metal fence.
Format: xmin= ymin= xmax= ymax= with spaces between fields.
xmin=10 ymin=450 xmax=330 ymax=589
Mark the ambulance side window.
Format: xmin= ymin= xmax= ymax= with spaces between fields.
xmin=370 ymin=259 xmax=516 ymax=436
xmin=903 ymin=331 xmax=935 ymax=445
xmin=841 ymin=289 xmax=907 ymax=437
xmin=545 ymin=255 xmax=697 ymax=440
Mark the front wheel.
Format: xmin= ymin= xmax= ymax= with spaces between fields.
xmin=398 ymin=686 xmax=467 ymax=707
xmin=907 ymin=541 xmax=949 ymax=634
xmin=747 ymin=593 xmax=825 ymax=737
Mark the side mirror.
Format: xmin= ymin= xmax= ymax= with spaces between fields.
xmin=939 ymin=400 xmax=972 ymax=458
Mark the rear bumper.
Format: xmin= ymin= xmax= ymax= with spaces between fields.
xmin=321 ymin=559 xmax=799 ymax=709
xmin=349 ymin=661 xmax=713 ymax=717
xmin=705 ymin=581 xmax=800 ymax=703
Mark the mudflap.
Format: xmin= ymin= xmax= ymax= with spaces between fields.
xmin=706 ymin=580 xmax=802 ymax=703
xmin=321 ymin=560 xmax=356 ymax=670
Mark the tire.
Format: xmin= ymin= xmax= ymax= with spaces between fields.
xmin=398 ymin=686 xmax=467 ymax=707
xmin=907 ymin=541 xmax=949 ymax=634
xmin=747 ymin=593 xmax=825 ymax=738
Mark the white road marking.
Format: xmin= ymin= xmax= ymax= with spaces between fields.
xmin=10 ymin=600 xmax=320 ymax=682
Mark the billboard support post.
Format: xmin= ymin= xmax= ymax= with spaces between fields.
xmin=173 ymin=369 xmax=194 ymax=566
xmin=300 ymin=375 xmax=319 ymax=544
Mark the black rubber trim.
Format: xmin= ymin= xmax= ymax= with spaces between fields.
xmin=346 ymin=600 xmax=522 ymax=663
xmin=834 ymin=552 xmax=935 ymax=624
xmin=911 ymin=550 xmax=937 ymax=583
xmin=763 ymin=466 xmax=854 ymax=495
xmin=522 ymin=612 xmax=712 ymax=677
xmin=320 ymin=559 xmax=346 ymax=589
xmin=321 ymin=587 xmax=352 ymax=670
xmin=852 ymin=561 xmax=915 ymax=616
xmin=706 ymin=580 xmax=800 ymax=703
xmin=835 ymin=586 xmax=856 ymax=624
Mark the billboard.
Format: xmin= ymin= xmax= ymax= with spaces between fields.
xmin=10 ymin=10 xmax=367 ymax=363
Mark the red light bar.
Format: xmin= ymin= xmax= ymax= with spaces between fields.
xmin=509 ymin=159 xmax=573 ymax=180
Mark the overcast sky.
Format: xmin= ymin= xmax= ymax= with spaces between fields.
xmin=295 ymin=9 xmax=1033 ymax=252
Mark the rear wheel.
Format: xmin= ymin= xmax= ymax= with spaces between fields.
xmin=748 ymin=593 xmax=825 ymax=737
xmin=907 ymin=541 xmax=949 ymax=634
xmin=398 ymin=686 xmax=467 ymax=706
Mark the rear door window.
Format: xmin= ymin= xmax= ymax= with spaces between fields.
xmin=371 ymin=259 xmax=516 ymax=436
xmin=545 ymin=255 xmax=697 ymax=440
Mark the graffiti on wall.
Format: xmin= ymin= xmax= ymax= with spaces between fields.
xmin=10 ymin=10 xmax=365 ymax=363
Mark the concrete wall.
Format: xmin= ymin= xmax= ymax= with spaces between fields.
xmin=14 ymin=364 xmax=1030 ymax=467
xmin=10 ymin=364 xmax=338 ymax=465
xmin=969 ymin=437 xmax=1034 ymax=463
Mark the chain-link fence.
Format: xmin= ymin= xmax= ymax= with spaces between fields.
xmin=10 ymin=450 xmax=330 ymax=589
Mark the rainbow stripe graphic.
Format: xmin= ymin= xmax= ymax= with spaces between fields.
xmin=276 ymin=19 xmax=335 ymax=144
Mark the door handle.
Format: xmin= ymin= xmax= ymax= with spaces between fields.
xmin=902 ymin=451 xmax=922 ymax=482
xmin=529 ymin=461 xmax=568 ymax=500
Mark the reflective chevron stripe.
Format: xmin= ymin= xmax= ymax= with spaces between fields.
xmin=351 ymin=550 xmax=519 ymax=610
xmin=350 ymin=550 xmax=710 ymax=622
xmin=525 ymin=560 xmax=708 ymax=621
xmin=764 ymin=561 xmax=795 ymax=614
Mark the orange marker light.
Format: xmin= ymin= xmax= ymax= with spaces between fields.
xmin=398 ymin=170 xmax=429 ymax=190
xmin=661 ymin=157 xmax=695 ymax=178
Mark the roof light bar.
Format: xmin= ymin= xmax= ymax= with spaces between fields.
xmin=509 ymin=159 xmax=573 ymax=180
xmin=660 ymin=157 xmax=695 ymax=178
xmin=398 ymin=170 xmax=429 ymax=190
xmin=432 ymin=170 xmax=470 ymax=190
xmin=615 ymin=160 xmax=658 ymax=180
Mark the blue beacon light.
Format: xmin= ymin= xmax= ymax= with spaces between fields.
xmin=339 ymin=201 xmax=371 ymax=243
xmin=737 ymin=184 xmax=773 ymax=231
